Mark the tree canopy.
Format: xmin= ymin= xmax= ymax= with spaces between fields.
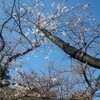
xmin=0 ymin=0 xmax=100 ymax=99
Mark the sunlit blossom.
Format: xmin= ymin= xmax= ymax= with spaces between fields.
xmin=83 ymin=4 xmax=89 ymax=12
xmin=15 ymin=68 xmax=19 ymax=71
xmin=51 ymin=2 xmax=55 ymax=7
xmin=25 ymin=32 xmax=29 ymax=37
xmin=44 ymin=55 xmax=49 ymax=60
xmin=62 ymin=31 xmax=66 ymax=36
xmin=20 ymin=8 xmax=24 ymax=12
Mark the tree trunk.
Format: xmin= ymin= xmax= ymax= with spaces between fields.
xmin=36 ymin=25 xmax=100 ymax=69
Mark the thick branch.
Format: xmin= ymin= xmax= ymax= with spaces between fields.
xmin=0 ymin=34 xmax=5 ymax=52
xmin=0 ymin=44 xmax=40 ymax=80
xmin=0 ymin=17 xmax=12 ymax=52
xmin=4 ymin=45 xmax=40 ymax=67
xmin=82 ymin=64 xmax=92 ymax=88
xmin=36 ymin=25 xmax=100 ymax=69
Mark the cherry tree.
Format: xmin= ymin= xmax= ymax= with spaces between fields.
xmin=0 ymin=0 xmax=100 ymax=99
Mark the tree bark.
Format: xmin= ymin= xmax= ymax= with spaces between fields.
xmin=36 ymin=26 xmax=100 ymax=69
